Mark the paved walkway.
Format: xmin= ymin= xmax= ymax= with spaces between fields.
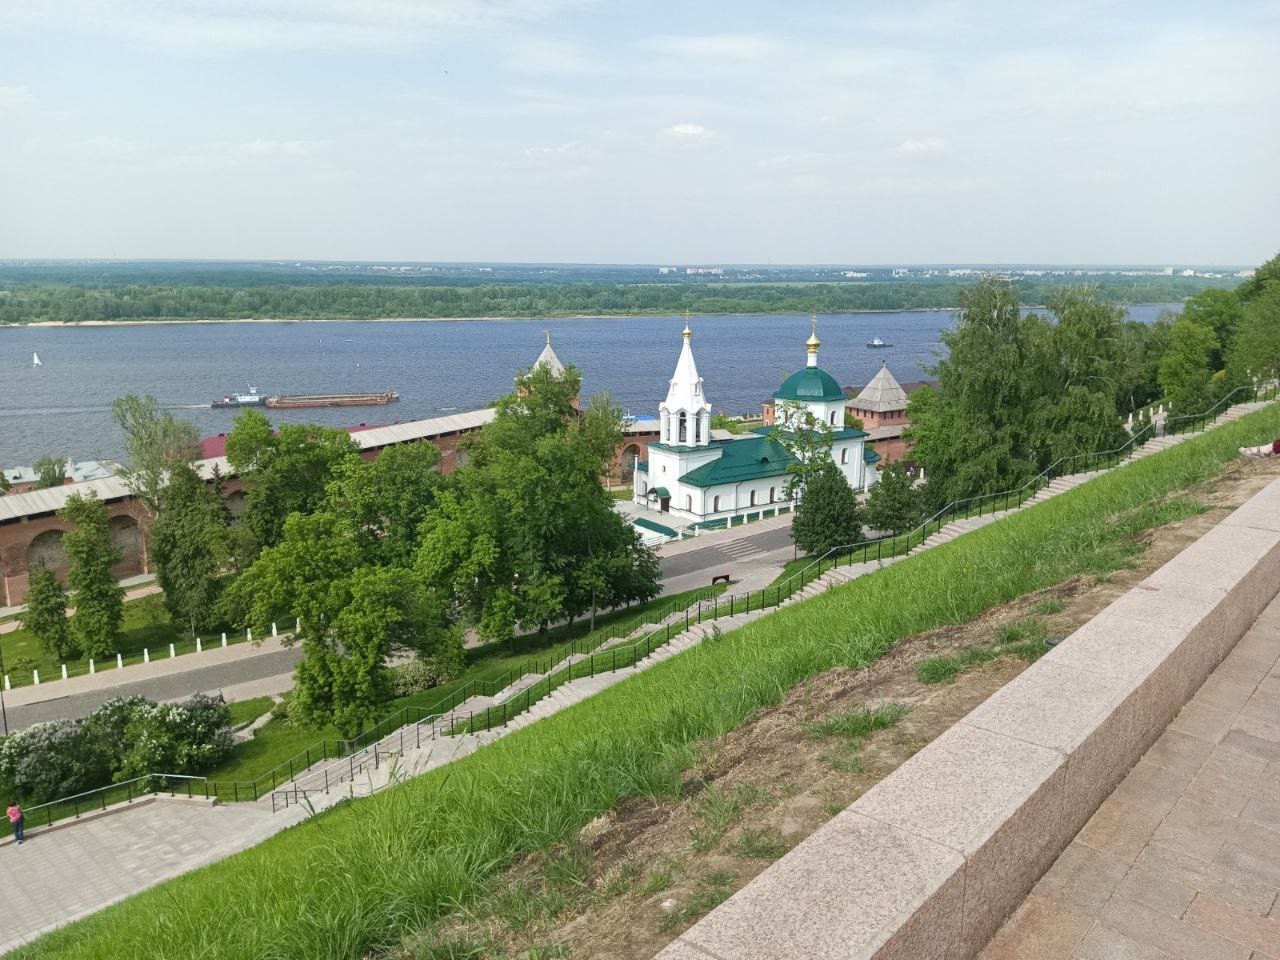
xmin=0 ymin=797 xmax=306 ymax=953
xmin=982 ymin=593 xmax=1280 ymax=960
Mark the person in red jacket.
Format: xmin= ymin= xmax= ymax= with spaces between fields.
xmin=7 ymin=802 xmax=23 ymax=845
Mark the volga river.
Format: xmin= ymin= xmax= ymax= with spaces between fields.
xmin=0 ymin=306 xmax=1177 ymax=465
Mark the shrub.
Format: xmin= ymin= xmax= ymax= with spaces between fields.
xmin=0 ymin=719 xmax=106 ymax=804
xmin=390 ymin=658 xmax=452 ymax=698
xmin=115 ymin=695 xmax=234 ymax=781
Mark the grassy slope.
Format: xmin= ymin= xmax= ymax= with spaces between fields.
xmin=197 ymin=587 xmax=722 ymax=786
xmin=16 ymin=403 xmax=1280 ymax=960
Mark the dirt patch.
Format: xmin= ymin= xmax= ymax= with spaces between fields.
xmin=394 ymin=456 xmax=1280 ymax=960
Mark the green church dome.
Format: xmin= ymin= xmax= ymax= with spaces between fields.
xmin=774 ymin=367 xmax=845 ymax=402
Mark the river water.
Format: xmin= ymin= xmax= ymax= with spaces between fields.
xmin=0 ymin=306 xmax=1176 ymax=465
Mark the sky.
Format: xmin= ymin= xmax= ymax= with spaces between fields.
xmin=1 ymin=0 xmax=1278 ymax=265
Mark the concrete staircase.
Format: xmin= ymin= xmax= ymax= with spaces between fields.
xmin=266 ymin=393 xmax=1278 ymax=815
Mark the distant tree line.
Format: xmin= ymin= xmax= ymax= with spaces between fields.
xmin=0 ymin=276 xmax=1228 ymax=324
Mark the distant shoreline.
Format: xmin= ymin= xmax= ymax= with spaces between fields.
xmin=0 ymin=302 xmax=1182 ymax=328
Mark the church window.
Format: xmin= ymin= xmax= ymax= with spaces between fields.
xmin=641 ymin=482 xmax=648 ymax=495
xmin=685 ymin=494 xmax=692 ymax=511
xmin=841 ymin=448 xmax=849 ymax=465
xmin=678 ymin=412 xmax=687 ymax=444
xmin=749 ymin=490 xmax=757 ymax=506
xmin=713 ymin=495 xmax=721 ymax=512
xmin=769 ymin=487 xmax=775 ymax=503
xmin=830 ymin=411 xmax=838 ymax=426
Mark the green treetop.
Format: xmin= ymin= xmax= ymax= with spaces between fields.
xmin=23 ymin=565 xmax=76 ymax=660
xmin=60 ymin=493 xmax=124 ymax=660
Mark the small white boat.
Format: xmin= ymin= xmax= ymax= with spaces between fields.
xmin=866 ymin=337 xmax=892 ymax=349
xmin=32 ymin=352 xmax=42 ymax=367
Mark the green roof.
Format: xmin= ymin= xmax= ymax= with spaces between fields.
xmin=647 ymin=486 xmax=670 ymax=498
xmin=864 ymin=448 xmax=881 ymax=464
xmin=774 ymin=366 xmax=845 ymax=402
xmin=633 ymin=516 xmax=678 ymax=537
xmin=678 ymin=435 xmax=797 ymax=488
xmin=753 ymin=425 xmax=868 ymax=441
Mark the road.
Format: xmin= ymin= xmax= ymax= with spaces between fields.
xmin=2 ymin=521 xmax=795 ymax=731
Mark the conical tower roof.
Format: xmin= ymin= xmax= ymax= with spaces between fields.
xmin=853 ymin=362 xmax=908 ymax=412
xmin=664 ymin=318 xmax=710 ymax=413
xmin=532 ymin=330 xmax=565 ymax=377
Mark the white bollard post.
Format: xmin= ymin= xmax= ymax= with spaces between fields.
xmin=143 ymin=648 xmax=150 ymax=664
xmin=3 ymin=675 xmax=9 ymax=691
xmin=247 ymin=627 xmax=252 ymax=643
xmin=295 ymin=617 xmax=300 ymax=632
xmin=272 ymin=622 xmax=278 ymax=637
xmin=169 ymin=643 xmax=176 ymax=658
xmin=221 ymin=632 xmax=227 ymax=647
xmin=196 ymin=636 xmax=202 ymax=653
xmin=33 ymin=669 xmax=39 ymax=685
xmin=89 ymin=659 xmax=95 ymax=674
xmin=116 ymin=653 xmax=123 ymax=669
xmin=61 ymin=664 xmax=68 ymax=681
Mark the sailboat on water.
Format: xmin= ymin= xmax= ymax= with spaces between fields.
xmin=32 ymin=352 xmax=42 ymax=367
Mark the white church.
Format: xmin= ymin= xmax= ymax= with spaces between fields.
xmin=632 ymin=319 xmax=879 ymax=529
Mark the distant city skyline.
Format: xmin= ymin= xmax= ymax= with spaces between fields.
xmin=2 ymin=1 xmax=1278 ymax=265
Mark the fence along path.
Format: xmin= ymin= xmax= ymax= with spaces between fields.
xmin=266 ymin=388 xmax=1279 ymax=814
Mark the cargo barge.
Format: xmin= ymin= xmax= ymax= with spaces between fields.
xmin=266 ymin=391 xmax=399 ymax=409
xmin=211 ymin=389 xmax=399 ymax=409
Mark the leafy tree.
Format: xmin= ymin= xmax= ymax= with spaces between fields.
xmin=419 ymin=365 xmax=659 ymax=643
xmin=1229 ymin=284 xmax=1280 ymax=386
xmin=114 ymin=694 xmax=234 ymax=781
xmin=1159 ymin=317 xmax=1218 ymax=416
xmin=150 ymin=463 xmax=232 ymax=636
xmin=0 ymin=468 xmax=9 ymax=492
xmin=112 ymin=395 xmax=201 ymax=516
xmin=22 ymin=565 xmax=76 ymax=660
xmin=224 ymin=410 xmax=360 ymax=553
xmin=844 ymin=410 xmax=865 ymax=430
xmin=33 ymin=455 xmax=66 ymax=489
xmin=60 ymin=494 xmax=124 ymax=660
xmin=865 ymin=461 xmax=925 ymax=536
xmin=907 ymin=280 xmax=1129 ymax=505
xmin=1237 ymin=251 xmax=1280 ymax=303
xmin=222 ymin=442 xmax=455 ymax=734
xmin=1181 ymin=289 xmax=1243 ymax=370
xmin=792 ymin=459 xmax=865 ymax=556
xmin=710 ymin=413 xmax=744 ymax=434
xmin=774 ymin=401 xmax=835 ymax=496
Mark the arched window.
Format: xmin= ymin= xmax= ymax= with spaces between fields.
xmin=841 ymin=448 xmax=849 ymax=465
xmin=685 ymin=494 xmax=692 ymax=511
xmin=713 ymin=495 xmax=721 ymax=512
xmin=678 ymin=412 xmax=687 ymax=444
xmin=749 ymin=490 xmax=757 ymax=506
xmin=641 ymin=481 xmax=648 ymax=495
xmin=768 ymin=487 xmax=775 ymax=503
xmin=830 ymin=411 xmax=838 ymax=426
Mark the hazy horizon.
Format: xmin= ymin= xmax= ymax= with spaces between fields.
xmin=3 ymin=1 xmax=1278 ymax=265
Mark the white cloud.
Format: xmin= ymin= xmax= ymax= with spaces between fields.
xmin=644 ymin=33 xmax=782 ymax=62
xmin=239 ymin=139 xmax=329 ymax=156
xmin=0 ymin=85 xmax=35 ymax=113
xmin=1 ymin=0 xmax=594 ymax=54
xmin=894 ymin=136 xmax=948 ymax=156
xmin=662 ymin=122 xmax=713 ymax=144
xmin=504 ymin=37 xmax=605 ymax=76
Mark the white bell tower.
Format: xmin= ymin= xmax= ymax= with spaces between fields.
xmin=659 ymin=315 xmax=712 ymax=447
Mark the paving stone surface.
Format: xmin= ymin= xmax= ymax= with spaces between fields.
xmin=980 ymin=593 xmax=1280 ymax=960
xmin=0 ymin=797 xmax=305 ymax=953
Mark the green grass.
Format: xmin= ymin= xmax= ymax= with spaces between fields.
xmin=196 ymin=585 xmax=726 ymax=791
xmin=807 ymin=702 xmax=906 ymax=741
xmin=1032 ymin=597 xmax=1067 ymax=615
xmin=15 ymin=401 xmax=1279 ymax=960
xmin=732 ymin=828 xmax=789 ymax=861
xmin=916 ymin=618 xmax=1050 ymax=684
xmin=0 ymin=594 xmax=238 ymax=688
xmin=227 ymin=697 xmax=274 ymax=728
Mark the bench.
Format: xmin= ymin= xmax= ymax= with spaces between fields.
xmin=711 ymin=573 xmax=732 ymax=586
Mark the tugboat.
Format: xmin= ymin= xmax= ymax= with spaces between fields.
xmin=866 ymin=337 xmax=893 ymax=349
xmin=211 ymin=387 xmax=266 ymax=408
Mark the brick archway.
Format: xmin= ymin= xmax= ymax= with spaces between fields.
xmin=27 ymin=529 xmax=68 ymax=576
xmin=620 ymin=444 xmax=643 ymax=483
xmin=107 ymin=514 xmax=144 ymax=578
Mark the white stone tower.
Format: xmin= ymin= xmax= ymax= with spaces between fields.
xmin=660 ymin=315 xmax=712 ymax=446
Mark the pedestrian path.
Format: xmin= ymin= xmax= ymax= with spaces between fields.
xmin=981 ymin=594 xmax=1280 ymax=959
xmin=0 ymin=797 xmax=307 ymax=954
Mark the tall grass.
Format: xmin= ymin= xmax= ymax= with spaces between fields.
xmin=14 ymin=403 xmax=1280 ymax=960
